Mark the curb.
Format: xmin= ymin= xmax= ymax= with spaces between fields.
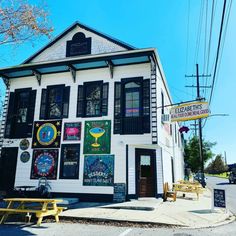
xmin=58 ymin=213 xmax=235 ymax=229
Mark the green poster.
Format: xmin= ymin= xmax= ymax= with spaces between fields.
xmin=84 ymin=120 xmax=111 ymax=154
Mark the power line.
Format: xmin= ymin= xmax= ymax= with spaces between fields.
xmin=209 ymin=0 xmax=227 ymax=106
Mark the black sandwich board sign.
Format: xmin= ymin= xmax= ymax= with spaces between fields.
xmin=213 ymin=189 xmax=226 ymax=208
xmin=113 ymin=183 xmax=126 ymax=203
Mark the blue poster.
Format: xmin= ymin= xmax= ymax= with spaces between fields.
xmin=83 ymin=155 xmax=114 ymax=186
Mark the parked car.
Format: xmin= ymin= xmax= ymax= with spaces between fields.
xmin=193 ymin=172 xmax=207 ymax=187
xmin=228 ymin=171 xmax=236 ymax=184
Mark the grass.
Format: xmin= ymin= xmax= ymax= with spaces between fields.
xmin=206 ymin=172 xmax=229 ymax=179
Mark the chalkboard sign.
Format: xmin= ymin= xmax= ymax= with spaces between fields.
xmin=214 ymin=189 xmax=226 ymax=208
xmin=113 ymin=183 xmax=126 ymax=203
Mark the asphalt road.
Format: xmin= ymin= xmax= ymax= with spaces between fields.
xmin=1 ymin=221 xmax=236 ymax=236
xmin=206 ymin=175 xmax=236 ymax=214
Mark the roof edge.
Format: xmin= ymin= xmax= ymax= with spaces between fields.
xmin=23 ymin=21 xmax=136 ymax=64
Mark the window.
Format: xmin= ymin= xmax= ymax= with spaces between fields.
xmin=125 ymin=82 xmax=141 ymax=117
xmin=77 ymin=81 xmax=108 ymax=117
xmin=114 ymin=77 xmax=150 ymax=134
xmin=5 ymin=88 xmax=36 ymax=138
xmin=161 ymin=91 xmax=164 ymax=115
xmin=60 ymin=144 xmax=80 ymax=179
xmin=40 ymin=85 xmax=70 ymax=120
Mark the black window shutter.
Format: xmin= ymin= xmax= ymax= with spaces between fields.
xmin=114 ymin=82 xmax=122 ymax=134
xmin=143 ymin=79 xmax=150 ymax=133
xmin=102 ymin=82 xmax=109 ymax=116
xmin=26 ymin=90 xmax=36 ymax=137
xmin=39 ymin=89 xmax=47 ymax=119
xmin=63 ymin=86 xmax=70 ymax=118
xmin=77 ymin=85 xmax=84 ymax=117
xmin=4 ymin=92 xmax=15 ymax=138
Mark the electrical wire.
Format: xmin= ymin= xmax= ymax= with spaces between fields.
xmin=209 ymin=0 xmax=228 ymax=106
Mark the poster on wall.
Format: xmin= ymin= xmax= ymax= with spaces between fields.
xmin=31 ymin=149 xmax=58 ymax=179
xmin=32 ymin=120 xmax=62 ymax=148
xmin=83 ymin=155 xmax=114 ymax=186
xmin=63 ymin=122 xmax=81 ymax=141
xmin=84 ymin=120 xmax=111 ymax=154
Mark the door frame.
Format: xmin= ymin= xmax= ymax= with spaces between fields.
xmin=0 ymin=147 xmax=18 ymax=192
xmin=135 ymin=148 xmax=157 ymax=198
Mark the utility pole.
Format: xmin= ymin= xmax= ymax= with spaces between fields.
xmin=196 ymin=64 xmax=206 ymax=188
xmin=185 ymin=64 xmax=210 ymax=187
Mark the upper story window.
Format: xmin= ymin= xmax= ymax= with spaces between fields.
xmin=124 ymin=82 xmax=141 ymax=117
xmin=66 ymin=32 xmax=92 ymax=57
xmin=77 ymin=81 xmax=109 ymax=117
xmin=5 ymin=88 xmax=36 ymax=138
xmin=40 ymin=85 xmax=70 ymax=120
xmin=114 ymin=77 xmax=150 ymax=135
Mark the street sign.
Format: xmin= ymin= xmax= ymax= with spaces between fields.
xmin=213 ymin=189 xmax=226 ymax=208
xmin=170 ymin=101 xmax=209 ymax=122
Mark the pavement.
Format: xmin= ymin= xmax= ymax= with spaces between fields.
xmin=59 ymin=188 xmax=235 ymax=229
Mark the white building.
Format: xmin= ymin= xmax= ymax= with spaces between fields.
xmin=0 ymin=22 xmax=184 ymax=201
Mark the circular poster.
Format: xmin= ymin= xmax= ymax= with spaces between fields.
xmin=20 ymin=151 xmax=30 ymax=163
xmin=19 ymin=139 xmax=30 ymax=150
xmin=36 ymin=123 xmax=57 ymax=146
xmin=34 ymin=152 xmax=55 ymax=177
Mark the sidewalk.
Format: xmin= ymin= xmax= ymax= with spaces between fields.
xmin=60 ymin=188 xmax=235 ymax=228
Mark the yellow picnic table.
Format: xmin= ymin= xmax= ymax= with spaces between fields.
xmin=0 ymin=198 xmax=64 ymax=226
xmin=173 ymin=183 xmax=204 ymax=200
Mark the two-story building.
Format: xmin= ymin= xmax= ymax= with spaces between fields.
xmin=0 ymin=22 xmax=184 ymax=201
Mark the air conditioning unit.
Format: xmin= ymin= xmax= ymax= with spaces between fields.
xmin=161 ymin=114 xmax=170 ymax=123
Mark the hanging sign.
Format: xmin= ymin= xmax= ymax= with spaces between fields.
xmin=32 ymin=120 xmax=62 ymax=148
xmin=83 ymin=155 xmax=114 ymax=186
xmin=31 ymin=149 xmax=58 ymax=179
xmin=170 ymin=101 xmax=209 ymax=122
xmin=84 ymin=120 xmax=111 ymax=154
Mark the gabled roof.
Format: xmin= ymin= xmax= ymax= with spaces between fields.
xmin=23 ymin=21 xmax=136 ymax=64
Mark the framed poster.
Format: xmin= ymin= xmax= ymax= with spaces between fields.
xmin=84 ymin=120 xmax=111 ymax=154
xmin=63 ymin=122 xmax=81 ymax=141
xmin=31 ymin=149 xmax=58 ymax=179
xmin=83 ymin=154 xmax=114 ymax=186
xmin=32 ymin=120 xmax=62 ymax=148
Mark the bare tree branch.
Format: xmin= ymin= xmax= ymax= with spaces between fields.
xmin=0 ymin=0 xmax=53 ymax=46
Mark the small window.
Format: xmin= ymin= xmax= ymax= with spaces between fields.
xmin=40 ymin=85 xmax=70 ymax=120
xmin=77 ymin=81 xmax=109 ymax=117
xmin=16 ymin=91 xmax=30 ymax=123
xmin=60 ymin=144 xmax=80 ymax=179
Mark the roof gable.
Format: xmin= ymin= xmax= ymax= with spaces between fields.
xmin=24 ymin=21 xmax=136 ymax=64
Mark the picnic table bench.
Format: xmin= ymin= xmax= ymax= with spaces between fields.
xmin=173 ymin=182 xmax=204 ymax=200
xmin=0 ymin=198 xmax=64 ymax=226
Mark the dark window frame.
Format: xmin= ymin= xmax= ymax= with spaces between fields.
xmin=76 ymin=80 xmax=109 ymax=118
xmin=5 ymin=87 xmax=36 ymax=139
xmin=114 ymin=77 xmax=150 ymax=135
xmin=59 ymin=144 xmax=80 ymax=179
xmin=40 ymin=84 xmax=70 ymax=120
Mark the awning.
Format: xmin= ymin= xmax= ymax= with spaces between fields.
xmin=0 ymin=48 xmax=157 ymax=86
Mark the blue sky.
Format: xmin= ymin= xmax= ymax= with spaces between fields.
xmin=0 ymin=0 xmax=235 ymax=164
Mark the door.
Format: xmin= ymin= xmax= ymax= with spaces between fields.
xmin=136 ymin=149 xmax=156 ymax=197
xmin=0 ymin=147 xmax=18 ymax=192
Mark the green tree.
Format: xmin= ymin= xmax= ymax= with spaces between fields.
xmin=206 ymin=154 xmax=228 ymax=174
xmin=184 ymin=136 xmax=216 ymax=173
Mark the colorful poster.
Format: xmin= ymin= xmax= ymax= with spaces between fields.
xmin=32 ymin=120 xmax=62 ymax=148
xmin=84 ymin=120 xmax=111 ymax=154
xmin=83 ymin=155 xmax=114 ymax=186
xmin=31 ymin=149 xmax=58 ymax=179
xmin=63 ymin=122 xmax=81 ymax=141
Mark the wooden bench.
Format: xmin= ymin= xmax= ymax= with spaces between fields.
xmin=173 ymin=183 xmax=203 ymax=200
xmin=163 ymin=182 xmax=177 ymax=202
xmin=0 ymin=198 xmax=64 ymax=226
